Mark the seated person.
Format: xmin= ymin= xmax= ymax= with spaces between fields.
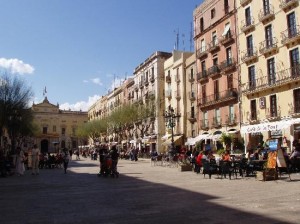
xmin=222 ymin=150 xmax=231 ymax=162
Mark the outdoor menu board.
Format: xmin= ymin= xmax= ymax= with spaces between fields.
xmin=276 ymin=148 xmax=287 ymax=168
xmin=268 ymin=139 xmax=278 ymax=151
xmin=267 ymin=151 xmax=277 ymax=169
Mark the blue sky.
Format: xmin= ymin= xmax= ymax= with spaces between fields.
xmin=0 ymin=0 xmax=202 ymax=111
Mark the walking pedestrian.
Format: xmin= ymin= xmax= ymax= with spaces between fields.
xmin=62 ymin=148 xmax=70 ymax=174
xmin=16 ymin=147 xmax=25 ymax=176
xmin=31 ymin=144 xmax=40 ymax=175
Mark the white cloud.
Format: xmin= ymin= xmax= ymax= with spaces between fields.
xmin=59 ymin=95 xmax=101 ymax=112
xmin=91 ymin=78 xmax=103 ymax=86
xmin=0 ymin=58 xmax=35 ymax=75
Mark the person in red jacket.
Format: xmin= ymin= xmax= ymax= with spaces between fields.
xmin=195 ymin=151 xmax=204 ymax=174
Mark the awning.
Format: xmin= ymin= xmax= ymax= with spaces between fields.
xmin=222 ymin=24 xmax=230 ymax=36
xmin=241 ymin=120 xmax=294 ymax=134
xmin=162 ymin=135 xmax=182 ymax=146
xmin=185 ymin=134 xmax=209 ymax=146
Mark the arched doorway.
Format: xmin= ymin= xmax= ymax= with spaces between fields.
xmin=41 ymin=139 xmax=49 ymax=154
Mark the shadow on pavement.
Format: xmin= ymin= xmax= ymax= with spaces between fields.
xmin=0 ymin=159 xmax=297 ymax=224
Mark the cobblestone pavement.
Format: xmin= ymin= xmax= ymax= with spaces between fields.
xmin=0 ymin=157 xmax=300 ymax=224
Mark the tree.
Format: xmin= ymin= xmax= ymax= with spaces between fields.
xmin=220 ymin=133 xmax=233 ymax=151
xmin=0 ymin=74 xmax=34 ymax=151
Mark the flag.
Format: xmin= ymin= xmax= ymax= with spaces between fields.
xmin=43 ymin=86 xmax=47 ymax=96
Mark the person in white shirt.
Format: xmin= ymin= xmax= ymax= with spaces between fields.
xmin=31 ymin=144 xmax=40 ymax=175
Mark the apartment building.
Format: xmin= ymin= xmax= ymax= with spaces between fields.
xmin=163 ymin=50 xmax=194 ymax=151
xmin=32 ymin=97 xmax=88 ymax=153
xmin=238 ymin=0 xmax=300 ymax=151
xmin=185 ymin=53 xmax=198 ymax=141
xmin=133 ymin=51 xmax=172 ymax=153
xmin=194 ymin=0 xmax=240 ymax=150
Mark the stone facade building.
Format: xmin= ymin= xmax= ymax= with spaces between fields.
xmin=32 ymin=97 xmax=88 ymax=153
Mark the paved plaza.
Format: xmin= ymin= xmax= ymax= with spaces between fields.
xmin=0 ymin=157 xmax=299 ymax=224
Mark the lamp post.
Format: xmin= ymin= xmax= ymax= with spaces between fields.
xmin=164 ymin=105 xmax=180 ymax=156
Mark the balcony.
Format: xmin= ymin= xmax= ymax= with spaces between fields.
xmin=225 ymin=114 xmax=237 ymax=126
xmin=219 ymin=32 xmax=235 ymax=46
xmin=266 ymin=107 xmax=281 ymax=121
xmin=241 ymin=17 xmax=255 ymax=33
xmin=220 ymin=58 xmax=236 ymax=73
xmin=165 ymin=90 xmax=172 ymax=99
xmin=144 ymin=79 xmax=149 ymax=86
xmin=187 ymin=111 xmax=197 ymax=123
xmin=175 ymin=90 xmax=181 ymax=100
xmin=259 ymin=37 xmax=278 ymax=57
xmin=196 ymin=46 xmax=208 ymax=59
xmin=198 ymin=89 xmax=238 ymax=109
xmin=281 ymin=26 xmax=300 ymax=46
xmin=280 ymin=0 xmax=299 ymax=12
xmin=188 ymin=73 xmax=195 ymax=82
xmin=207 ymin=40 xmax=220 ymax=53
xmin=139 ymin=82 xmax=144 ymax=89
xmin=189 ymin=91 xmax=196 ymax=101
xmin=240 ymin=0 xmax=252 ymax=7
xmin=200 ymin=119 xmax=209 ymax=130
xmin=208 ymin=65 xmax=221 ymax=78
xmin=258 ymin=5 xmax=275 ymax=23
xmin=241 ymin=47 xmax=258 ymax=64
xmin=166 ymin=75 xmax=171 ymax=83
xmin=197 ymin=71 xmax=208 ymax=84
xmin=212 ymin=117 xmax=222 ymax=128
xmin=288 ymin=104 xmax=300 ymax=117
xmin=242 ymin=64 xmax=300 ymax=95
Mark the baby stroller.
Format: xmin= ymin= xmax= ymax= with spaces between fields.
xmin=97 ymin=153 xmax=119 ymax=178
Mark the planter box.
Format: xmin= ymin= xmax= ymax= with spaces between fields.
xmin=256 ymin=169 xmax=278 ymax=181
xmin=179 ymin=164 xmax=193 ymax=172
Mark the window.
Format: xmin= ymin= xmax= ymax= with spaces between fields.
xmin=250 ymin=100 xmax=257 ymax=120
xmin=190 ymin=68 xmax=194 ymax=79
xmin=201 ymin=39 xmax=205 ymax=52
xmin=200 ymin=18 xmax=204 ymax=32
xmin=62 ymin=127 xmax=66 ymax=135
xmin=245 ymin=7 xmax=251 ymax=26
xmin=229 ymin=105 xmax=234 ymax=122
xmin=227 ymin=74 xmax=233 ymax=89
xmin=263 ymin=0 xmax=270 ymax=15
xmin=215 ymin=108 xmax=221 ymax=124
xmin=270 ymin=95 xmax=277 ymax=117
xmin=248 ymin=65 xmax=256 ymax=89
xmin=201 ymin=60 xmax=206 ymax=73
xmin=224 ymin=0 xmax=229 ymax=14
xmin=246 ymin=35 xmax=254 ymax=56
xmin=212 ymin=31 xmax=217 ymax=46
xmin=287 ymin=12 xmax=296 ymax=37
xmin=214 ymin=80 xmax=219 ymax=101
xmin=53 ymin=125 xmax=56 ymax=132
xmin=290 ymin=48 xmax=299 ymax=78
xmin=203 ymin=111 xmax=208 ymax=127
xmin=43 ymin=127 xmax=47 ymax=134
xmin=265 ymin=25 xmax=273 ymax=47
xmin=294 ymin=89 xmax=300 ymax=113
xmin=226 ymin=47 xmax=232 ymax=64
xmin=267 ymin=58 xmax=276 ymax=85
xmin=202 ymin=85 xmax=206 ymax=104
xmin=211 ymin=8 xmax=216 ymax=19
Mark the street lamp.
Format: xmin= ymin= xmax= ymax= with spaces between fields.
xmin=164 ymin=105 xmax=180 ymax=156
